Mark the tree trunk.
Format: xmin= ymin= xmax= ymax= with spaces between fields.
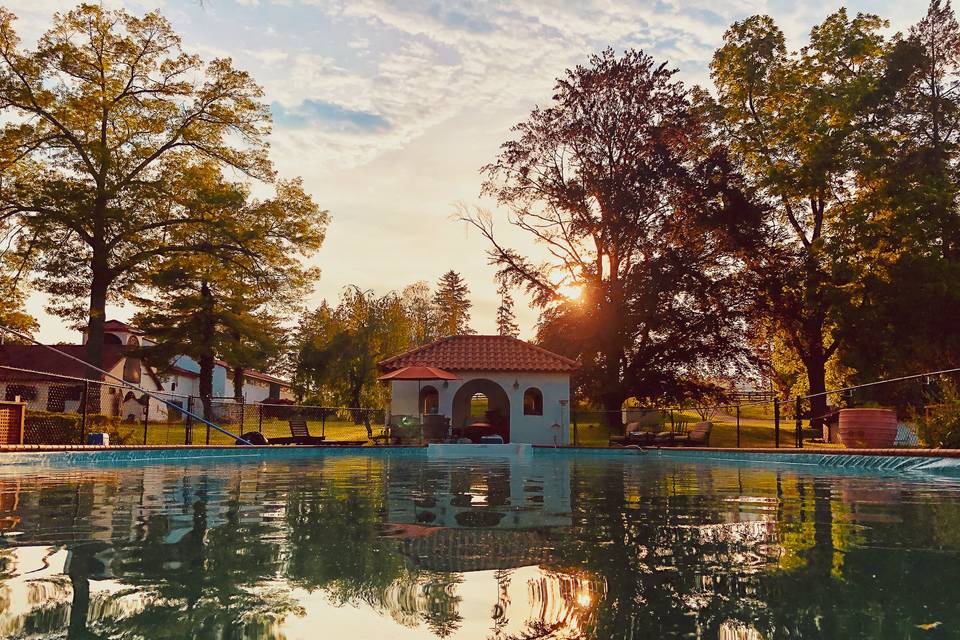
xmin=232 ymin=366 xmax=244 ymax=402
xmin=601 ymin=390 xmax=626 ymax=435
xmin=84 ymin=260 xmax=110 ymax=372
xmin=198 ymin=281 xmax=216 ymax=422
xmin=805 ymin=349 xmax=829 ymax=433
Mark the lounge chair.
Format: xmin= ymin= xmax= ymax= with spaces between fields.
xmin=609 ymin=420 xmax=661 ymax=447
xmin=671 ymin=421 xmax=712 ymax=447
xmin=653 ymin=419 xmax=691 ymax=445
xmin=270 ymin=415 xmax=327 ymax=445
xmin=610 ymin=430 xmax=655 ymax=447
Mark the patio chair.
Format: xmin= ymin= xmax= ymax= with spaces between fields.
xmin=610 ymin=422 xmax=655 ymax=447
xmin=653 ymin=419 xmax=690 ymax=446
xmin=671 ymin=421 xmax=712 ymax=447
xmin=270 ymin=414 xmax=326 ymax=445
xmin=366 ymin=414 xmax=396 ymax=445
xmin=422 ymin=414 xmax=451 ymax=442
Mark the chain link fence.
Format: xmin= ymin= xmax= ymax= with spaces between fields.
xmin=4 ymin=361 xmax=959 ymax=449
xmin=580 ymin=370 xmax=960 ymax=450
xmin=0 ymin=365 xmax=386 ymax=446
xmin=0 ymin=364 xmax=192 ymax=445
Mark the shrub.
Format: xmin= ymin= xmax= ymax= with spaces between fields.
xmin=24 ymin=411 xmax=131 ymax=445
xmin=915 ymin=380 xmax=960 ymax=449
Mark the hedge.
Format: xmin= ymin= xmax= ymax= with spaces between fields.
xmin=24 ymin=411 xmax=130 ymax=445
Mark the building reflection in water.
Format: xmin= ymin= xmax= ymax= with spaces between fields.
xmin=0 ymin=454 xmax=958 ymax=639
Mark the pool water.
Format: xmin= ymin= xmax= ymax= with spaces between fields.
xmin=0 ymin=449 xmax=959 ymax=639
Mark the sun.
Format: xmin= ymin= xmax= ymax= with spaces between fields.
xmin=557 ymin=282 xmax=583 ymax=302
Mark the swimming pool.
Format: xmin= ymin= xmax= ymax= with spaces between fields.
xmin=0 ymin=447 xmax=958 ymax=639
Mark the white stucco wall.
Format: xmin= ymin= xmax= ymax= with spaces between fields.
xmin=389 ymin=370 xmax=571 ymax=446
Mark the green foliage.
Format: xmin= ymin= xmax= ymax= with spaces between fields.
xmin=495 ymin=279 xmax=520 ymax=338
xmin=705 ymin=9 xmax=895 ymax=418
xmin=401 ymin=280 xmax=438 ymax=347
xmin=468 ymin=48 xmax=753 ymax=412
xmin=916 ymin=379 xmax=960 ymax=448
xmin=0 ymin=4 xmax=274 ymax=366
xmin=0 ymin=238 xmax=37 ymax=342
xmin=432 ymin=270 xmax=473 ymax=336
xmin=23 ymin=411 xmax=127 ymax=444
xmin=131 ymin=164 xmax=326 ymax=416
xmin=836 ymin=0 xmax=960 ymax=379
xmin=293 ymin=286 xmax=410 ymax=408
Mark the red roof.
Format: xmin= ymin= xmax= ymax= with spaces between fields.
xmin=0 ymin=345 xmax=125 ymax=381
xmin=378 ymin=335 xmax=578 ymax=374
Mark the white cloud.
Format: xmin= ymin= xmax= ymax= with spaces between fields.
xmin=5 ymin=0 xmax=934 ymax=342
xmin=246 ymin=47 xmax=289 ymax=66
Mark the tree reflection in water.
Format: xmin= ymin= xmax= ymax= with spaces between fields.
xmin=0 ymin=454 xmax=957 ymax=639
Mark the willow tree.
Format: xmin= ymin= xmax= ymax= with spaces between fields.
xmin=293 ymin=287 xmax=410 ymax=408
xmin=465 ymin=49 xmax=754 ymax=415
xmin=0 ymin=5 xmax=272 ymax=370
xmin=132 ymin=165 xmax=325 ymax=420
xmin=707 ymin=11 xmax=891 ymax=424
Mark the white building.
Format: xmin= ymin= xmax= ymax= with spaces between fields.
xmin=0 ymin=320 xmax=292 ymax=424
xmin=378 ymin=335 xmax=577 ymax=446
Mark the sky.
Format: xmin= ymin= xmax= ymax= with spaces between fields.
xmin=9 ymin=0 xmax=930 ymax=344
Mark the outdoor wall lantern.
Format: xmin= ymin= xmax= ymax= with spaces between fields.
xmin=443 ymin=381 xmax=449 ymax=388
xmin=513 ymin=379 xmax=520 ymax=390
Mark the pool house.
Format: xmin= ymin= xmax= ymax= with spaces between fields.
xmin=378 ymin=335 xmax=578 ymax=446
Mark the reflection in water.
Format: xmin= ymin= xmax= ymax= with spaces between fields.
xmin=0 ymin=453 xmax=958 ymax=639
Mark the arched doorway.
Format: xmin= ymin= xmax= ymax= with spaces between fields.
xmin=419 ymin=385 xmax=439 ymax=415
xmin=452 ymin=379 xmax=510 ymax=442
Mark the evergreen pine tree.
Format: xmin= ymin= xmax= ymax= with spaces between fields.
xmin=432 ymin=270 xmax=473 ymax=336
xmin=496 ymin=280 xmax=520 ymax=338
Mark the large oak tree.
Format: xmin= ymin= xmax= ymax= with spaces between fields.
xmin=706 ymin=10 xmax=891 ymax=424
xmin=466 ymin=49 xmax=754 ymax=416
xmin=0 ymin=4 xmax=272 ymax=370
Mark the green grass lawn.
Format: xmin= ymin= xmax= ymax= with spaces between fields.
xmin=115 ymin=417 xmax=372 ymax=446
xmin=572 ymin=410 xmax=842 ymax=449
xmin=115 ymin=411 xmax=842 ymax=449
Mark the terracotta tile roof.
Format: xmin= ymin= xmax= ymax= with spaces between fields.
xmin=378 ymin=335 xmax=578 ymax=374
xmin=0 ymin=345 xmax=125 ymax=381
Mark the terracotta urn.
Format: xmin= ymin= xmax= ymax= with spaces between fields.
xmin=838 ymin=408 xmax=898 ymax=448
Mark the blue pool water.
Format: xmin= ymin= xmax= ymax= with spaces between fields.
xmin=0 ymin=448 xmax=958 ymax=639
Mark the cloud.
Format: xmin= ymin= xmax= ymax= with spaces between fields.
xmin=271 ymin=99 xmax=391 ymax=132
xmin=9 ymin=0 xmax=934 ymax=342
xmin=246 ymin=47 xmax=289 ymax=66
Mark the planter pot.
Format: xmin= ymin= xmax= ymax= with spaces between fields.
xmin=838 ymin=408 xmax=898 ymax=449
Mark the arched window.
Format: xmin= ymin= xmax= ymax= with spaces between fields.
xmin=523 ymin=387 xmax=543 ymax=416
xmin=420 ymin=385 xmax=439 ymax=415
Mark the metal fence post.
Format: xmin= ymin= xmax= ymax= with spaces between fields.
xmin=737 ymin=404 xmax=740 ymax=449
xmin=258 ymin=403 xmax=263 ymax=433
xmin=80 ymin=380 xmax=89 ymax=445
xmin=321 ymin=410 xmax=326 ymax=438
xmin=143 ymin=398 xmax=149 ymax=445
xmin=239 ymin=398 xmax=245 ymax=434
xmin=795 ymin=396 xmax=803 ymax=448
xmin=774 ymin=396 xmax=781 ymax=448
xmin=185 ymin=396 xmax=193 ymax=445
xmin=573 ymin=412 xmax=578 ymax=447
